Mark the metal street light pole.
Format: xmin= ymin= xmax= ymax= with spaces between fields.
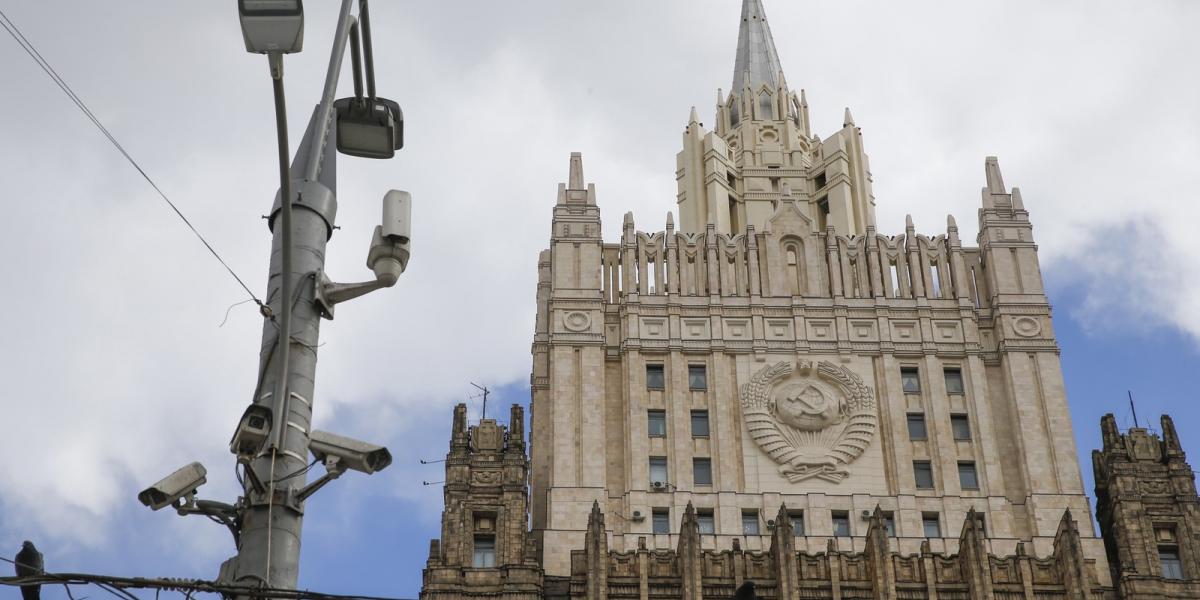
xmin=138 ymin=1 xmax=406 ymax=587
xmin=230 ymin=0 xmax=404 ymax=590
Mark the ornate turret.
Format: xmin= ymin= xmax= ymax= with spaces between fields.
xmin=1094 ymin=414 xmax=1200 ymax=599
xmin=421 ymin=404 xmax=541 ymax=600
xmin=676 ymin=0 xmax=875 ymax=236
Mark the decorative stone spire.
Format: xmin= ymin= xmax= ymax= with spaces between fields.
xmin=731 ymin=0 xmax=784 ymax=93
xmin=568 ymin=152 xmax=585 ymax=190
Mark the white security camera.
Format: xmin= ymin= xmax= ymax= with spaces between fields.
xmin=138 ymin=462 xmax=208 ymax=511
xmin=308 ymin=430 xmax=392 ymax=474
xmin=381 ymin=190 xmax=411 ymax=242
xmin=367 ymin=190 xmax=411 ymax=286
xmin=229 ymin=404 xmax=273 ymax=458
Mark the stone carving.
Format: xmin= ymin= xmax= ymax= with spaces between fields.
xmin=1013 ymin=316 xmax=1041 ymax=337
xmin=472 ymin=470 xmax=502 ymax=485
xmin=740 ymin=360 xmax=877 ymax=483
xmin=562 ymin=311 xmax=592 ymax=332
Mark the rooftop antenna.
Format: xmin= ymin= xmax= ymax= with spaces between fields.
xmin=1128 ymin=390 xmax=1140 ymax=429
xmin=470 ymin=382 xmax=491 ymax=420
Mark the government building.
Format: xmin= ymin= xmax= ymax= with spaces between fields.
xmin=419 ymin=2 xmax=1200 ymax=599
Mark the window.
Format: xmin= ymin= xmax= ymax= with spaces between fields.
xmin=789 ymin=511 xmax=806 ymax=536
xmin=951 ymin=414 xmax=971 ymax=440
xmin=832 ymin=511 xmax=851 ymax=537
xmin=646 ymin=364 xmax=665 ymax=390
xmin=652 ymin=509 xmax=670 ymax=534
xmin=693 ymin=458 xmax=713 ymax=486
xmin=1160 ymin=546 xmax=1184 ymax=580
xmin=816 ymin=198 xmax=830 ymax=231
xmin=742 ymin=510 xmax=760 ymax=535
xmin=907 ymin=413 xmax=928 ymax=440
xmin=473 ymin=535 xmax=496 ymax=568
xmin=914 ymin=461 xmax=934 ymax=489
xmin=814 ymin=172 xmax=827 ymax=190
xmin=691 ymin=410 xmax=710 ymax=437
xmin=647 ymin=410 xmax=666 ymax=437
xmin=944 ymin=368 xmax=965 ymax=394
xmin=922 ymin=513 xmax=942 ymax=538
xmin=649 ymin=457 xmax=668 ymax=486
xmin=959 ymin=461 xmax=979 ymax=490
xmin=901 ymin=368 xmax=921 ymax=394
xmin=688 ymin=365 xmax=707 ymax=390
xmin=883 ymin=512 xmax=896 ymax=537
xmin=697 ymin=510 xmax=715 ymax=535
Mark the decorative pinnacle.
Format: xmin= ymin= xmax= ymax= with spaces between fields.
xmin=800 ymin=88 xmax=808 ymax=106
xmin=568 ymin=152 xmax=584 ymax=190
xmin=905 ymin=214 xmax=915 ymax=233
xmin=666 ymin=211 xmax=675 ymax=230
xmin=984 ymin=156 xmax=1006 ymax=193
xmin=689 ymin=106 xmax=699 ymax=125
xmin=843 ymin=107 xmax=855 ymax=128
xmin=947 ymin=214 xmax=958 ymax=230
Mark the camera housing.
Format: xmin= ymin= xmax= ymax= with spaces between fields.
xmin=138 ymin=462 xmax=208 ymax=511
xmin=367 ymin=190 xmax=412 ymax=286
xmin=308 ymin=430 xmax=392 ymax=474
xmin=229 ymin=404 xmax=273 ymax=458
xmin=381 ymin=190 xmax=411 ymax=242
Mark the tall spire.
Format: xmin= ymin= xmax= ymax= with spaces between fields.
xmin=732 ymin=0 xmax=784 ymax=93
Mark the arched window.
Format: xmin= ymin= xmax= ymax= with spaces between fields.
xmin=758 ymin=90 xmax=774 ymax=120
xmin=784 ymin=241 xmax=805 ymax=296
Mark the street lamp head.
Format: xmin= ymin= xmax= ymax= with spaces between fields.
xmin=238 ymin=0 xmax=304 ymax=54
xmin=334 ymin=97 xmax=404 ymax=159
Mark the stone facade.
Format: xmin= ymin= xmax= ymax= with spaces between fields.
xmin=419 ymin=1 xmax=1198 ymax=599
xmin=1094 ymin=415 xmax=1200 ymax=599
xmin=421 ymin=404 xmax=542 ymax=600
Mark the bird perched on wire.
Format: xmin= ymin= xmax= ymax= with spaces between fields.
xmin=14 ymin=540 xmax=43 ymax=600
xmin=733 ymin=580 xmax=758 ymax=600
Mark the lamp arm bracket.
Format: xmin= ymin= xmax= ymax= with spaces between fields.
xmin=314 ymin=269 xmax=387 ymax=319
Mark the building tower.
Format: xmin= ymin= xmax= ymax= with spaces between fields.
xmin=675 ymin=0 xmax=875 ymax=236
xmin=528 ymin=0 xmax=1110 ymax=582
xmin=421 ymin=404 xmax=542 ymax=600
xmin=1094 ymin=414 xmax=1200 ymax=598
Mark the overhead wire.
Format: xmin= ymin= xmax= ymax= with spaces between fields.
xmin=0 ymin=567 xmax=421 ymax=600
xmin=0 ymin=8 xmax=265 ymax=311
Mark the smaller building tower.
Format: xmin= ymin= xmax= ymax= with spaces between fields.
xmin=1094 ymin=414 xmax=1200 ymax=599
xmin=421 ymin=404 xmax=542 ymax=600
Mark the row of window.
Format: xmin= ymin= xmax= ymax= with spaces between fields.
xmin=648 ymin=409 xmax=709 ymax=437
xmin=646 ymin=364 xmax=707 ymax=390
xmin=902 ymin=366 xmax=965 ymax=395
xmin=652 ymin=456 xmax=979 ymax=489
xmin=648 ymin=456 xmax=714 ymax=486
xmin=647 ymin=364 xmax=965 ymax=395
xmin=913 ymin=460 xmax=979 ymax=490
xmin=907 ymin=413 xmax=972 ymax=441
xmin=649 ymin=509 xmax=960 ymax=538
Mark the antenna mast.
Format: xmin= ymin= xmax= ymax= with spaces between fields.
xmin=471 ymin=382 xmax=491 ymax=420
xmin=1128 ymin=390 xmax=1140 ymax=429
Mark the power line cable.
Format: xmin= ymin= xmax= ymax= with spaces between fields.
xmin=0 ymin=8 xmax=265 ymax=311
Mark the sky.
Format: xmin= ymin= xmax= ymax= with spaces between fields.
xmin=0 ymin=0 xmax=1198 ymax=598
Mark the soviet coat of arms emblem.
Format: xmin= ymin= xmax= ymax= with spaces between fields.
xmin=740 ymin=360 xmax=877 ymax=483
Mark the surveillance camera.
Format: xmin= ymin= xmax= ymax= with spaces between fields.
xmin=308 ymin=430 xmax=392 ymax=474
xmin=138 ymin=462 xmax=207 ymax=511
xmin=381 ymin=190 xmax=411 ymax=243
xmin=229 ymin=404 xmax=273 ymax=458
